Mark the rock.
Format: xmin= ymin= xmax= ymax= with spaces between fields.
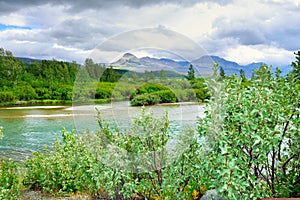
xmin=200 ymin=189 xmax=224 ymax=200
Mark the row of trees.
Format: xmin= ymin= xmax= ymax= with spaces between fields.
xmin=0 ymin=48 xmax=207 ymax=104
xmin=0 ymin=48 xmax=78 ymax=103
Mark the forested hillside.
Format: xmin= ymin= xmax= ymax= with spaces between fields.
xmin=0 ymin=48 xmax=78 ymax=103
xmin=0 ymin=48 xmax=210 ymax=105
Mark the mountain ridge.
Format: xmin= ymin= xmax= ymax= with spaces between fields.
xmin=16 ymin=54 xmax=292 ymax=77
xmin=112 ymin=53 xmax=292 ymax=77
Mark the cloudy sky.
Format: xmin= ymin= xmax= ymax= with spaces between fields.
xmin=0 ymin=0 xmax=299 ymax=65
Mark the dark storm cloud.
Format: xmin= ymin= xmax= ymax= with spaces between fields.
xmin=62 ymin=0 xmax=232 ymax=11
xmin=47 ymin=18 xmax=117 ymax=50
xmin=210 ymin=4 xmax=300 ymax=52
xmin=0 ymin=0 xmax=233 ymax=15
xmin=0 ymin=0 xmax=45 ymax=14
xmin=214 ymin=29 xmax=265 ymax=45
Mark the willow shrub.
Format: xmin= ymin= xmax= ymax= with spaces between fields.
xmin=23 ymin=109 xmax=205 ymax=199
xmin=0 ymin=159 xmax=20 ymax=199
xmin=198 ymin=65 xmax=300 ymax=199
xmin=0 ymin=128 xmax=20 ymax=199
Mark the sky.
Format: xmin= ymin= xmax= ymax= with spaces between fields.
xmin=0 ymin=0 xmax=299 ymax=66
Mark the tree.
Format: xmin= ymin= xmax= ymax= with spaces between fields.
xmin=159 ymin=69 xmax=166 ymax=80
xmin=100 ymin=66 xmax=120 ymax=82
xmin=187 ymin=64 xmax=195 ymax=81
xmin=239 ymin=68 xmax=247 ymax=82
xmin=0 ymin=47 xmax=4 ymax=57
xmin=144 ymin=70 xmax=155 ymax=82
xmin=219 ymin=67 xmax=225 ymax=79
xmin=291 ymin=50 xmax=300 ymax=81
xmin=131 ymin=72 xmax=139 ymax=81
xmin=198 ymin=65 xmax=300 ymax=199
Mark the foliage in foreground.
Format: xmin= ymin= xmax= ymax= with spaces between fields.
xmin=198 ymin=65 xmax=300 ymax=199
xmin=23 ymin=110 xmax=204 ymax=199
xmin=3 ymin=52 xmax=300 ymax=199
xmin=0 ymin=159 xmax=20 ymax=199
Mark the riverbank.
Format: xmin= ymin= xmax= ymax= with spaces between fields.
xmin=0 ymin=99 xmax=115 ymax=107
xmin=0 ymin=100 xmax=73 ymax=107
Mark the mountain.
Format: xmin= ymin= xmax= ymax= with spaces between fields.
xmin=112 ymin=53 xmax=190 ymax=73
xmin=193 ymin=56 xmax=266 ymax=77
xmin=112 ymin=53 xmax=292 ymax=77
xmin=16 ymin=53 xmax=292 ymax=77
xmin=16 ymin=57 xmax=41 ymax=65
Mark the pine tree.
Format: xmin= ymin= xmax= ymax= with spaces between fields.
xmin=291 ymin=51 xmax=300 ymax=81
xmin=187 ymin=64 xmax=195 ymax=81
xmin=219 ymin=67 xmax=225 ymax=79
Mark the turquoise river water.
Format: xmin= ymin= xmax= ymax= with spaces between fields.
xmin=0 ymin=101 xmax=205 ymax=161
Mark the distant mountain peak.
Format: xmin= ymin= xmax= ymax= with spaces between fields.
xmin=123 ymin=53 xmax=136 ymax=58
xmin=111 ymin=53 xmax=291 ymax=77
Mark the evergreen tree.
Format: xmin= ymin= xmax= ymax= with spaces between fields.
xmin=239 ymin=69 xmax=247 ymax=82
xmin=159 ymin=69 xmax=166 ymax=80
xmin=291 ymin=50 xmax=300 ymax=81
xmin=219 ymin=67 xmax=225 ymax=79
xmin=100 ymin=66 xmax=120 ymax=82
xmin=187 ymin=64 xmax=195 ymax=81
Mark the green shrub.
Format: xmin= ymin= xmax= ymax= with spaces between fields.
xmin=0 ymin=159 xmax=20 ymax=200
xmin=95 ymin=87 xmax=113 ymax=99
xmin=152 ymin=90 xmax=177 ymax=103
xmin=13 ymin=84 xmax=37 ymax=101
xmin=194 ymin=88 xmax=210 ymax=102
xmin=0 ymin=91 xmax=15 ymax=103
xmin=23 ymin=110 xmax=202 ymax=199
xmin=130 ymin=93 xmax=161 ymax=106
xmin=23 ymin=130 xmax=98 ymax=194
xmin=198 ymin=65 xmax=300 ymax=199
xmin=132 ymin=83 xmax=170 ymax=98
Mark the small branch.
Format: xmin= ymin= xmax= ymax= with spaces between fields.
xmin=278 ymin=104 xmax=299 ymax=161
xmin=282 ymin=153 xmax=298 ymax=176
xmin=271 ymin=147 xmax=276 ymax=194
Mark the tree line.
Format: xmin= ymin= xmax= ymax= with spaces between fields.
xmin=0 ymin=48 xmax=78 ymax=103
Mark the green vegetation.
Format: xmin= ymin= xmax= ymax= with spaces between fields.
xmin=0 ymin=126 xmax=3 ymax=139
xmin=0 ymin=48 xmax=78 ymax=104
xmin=0 ymin=47 xmax=209 ymax=106
xmin=0 ymin=129 xmax=20 ymax=200
xmin=0 ymin=49 xmax=299 ymax=199
xmin=187 ymin=64 xmax=195 ymax=82
xmin=198 ymin=63 xmax=300 ymax=199
xmin=0 ymin=159 xmax=20 ymax=199
xmin=22 ymin=111 xmax=200 ymax=199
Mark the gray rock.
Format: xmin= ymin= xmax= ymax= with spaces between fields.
xmin=200 ymin=189 xmax=224 ymax=200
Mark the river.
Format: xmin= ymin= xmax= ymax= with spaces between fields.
xmin=0 ymin=101 xmax=205 ymax=161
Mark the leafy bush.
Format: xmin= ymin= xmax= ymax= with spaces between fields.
xmin=130 ymin=93 xmax=161 ymax=106
xmin=0 ymin=159 xmax=20 ymax=200
xmin=198 ymin=65 xmax=300 ymax=199
xmin=95 ymin=83 xmax=114 ymax=99
xmin=152 ymin=90 xmax=177 ymax=103
xmin=23 ymin=110 xmax=204 ymax=199
xmin=0 ymin=91 xmax=15 ymax=103
xmin=132 ymin=83 xmax=170 ymax=97
xmin=23 ymin=130 xmax=98 ymax=194
xmin=13 ymin=84 xmax=37 ymax=101
xmin=194 ymin=88 xmax=210 ymax=102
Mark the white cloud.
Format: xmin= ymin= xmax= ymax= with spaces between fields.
xmin=0 ymin=13 xmax=27 ymax=26
xmin=0 ymin=0 xmax=298 ymax=66
xmin=221 ymin=45 xmax=295 ymax=66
